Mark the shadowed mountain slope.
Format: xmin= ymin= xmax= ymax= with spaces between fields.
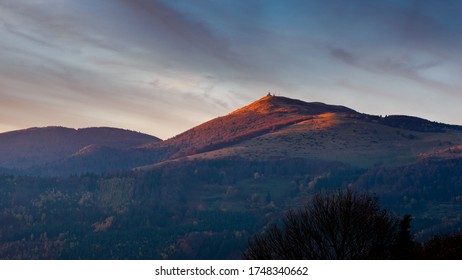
xmin=0 ymin=126 xmax=160 ymax=171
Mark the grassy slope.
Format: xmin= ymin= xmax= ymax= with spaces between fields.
xmin=187 ymin=113 xmax=462 ymax=168
xmin=140 ymin=96 xmax=356 ymax=160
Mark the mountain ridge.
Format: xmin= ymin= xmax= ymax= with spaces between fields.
xmin=135 ymin=95 xmax=462 ymax=171
xmin=1 ymin=95 xmax=462 ymax=175
xmin=0 ymin=126 xmax=160 ymax=171
xmin=229 ymin=95 xmax=357 ymax=115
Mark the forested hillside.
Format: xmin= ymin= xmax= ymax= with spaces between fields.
xmin=1 ymin=156 xmax=461 ymax=259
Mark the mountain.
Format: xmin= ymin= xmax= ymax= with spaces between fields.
xmin=4 ymin=96 xmax=461 ymax=175
xmin=139 ymin=95 xmax=462 ymax=169
xmin=0 ymin=126 xmax=160 ymax=174
xmin=1 ymin=95 xmax=462 ymax=259
xmin=138 ymin=96 xmax=356 ymax=165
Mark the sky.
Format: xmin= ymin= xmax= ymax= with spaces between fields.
xmin=1 ymin=0 xmax=461 ymax=139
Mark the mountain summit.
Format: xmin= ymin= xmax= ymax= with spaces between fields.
xmin=142 ymin=95 xmax=358 ymax=161
xmin=231 ymin=95 xmax=356 ymax=115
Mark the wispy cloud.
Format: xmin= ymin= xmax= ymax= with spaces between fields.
xmin=330 ymin=48 xmax=359 ymax=66
xmin=1 ymin=0 xmax=461 ymax=138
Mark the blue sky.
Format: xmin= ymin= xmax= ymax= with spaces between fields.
xmin=1 ymin=0 xmax=461 ymax=139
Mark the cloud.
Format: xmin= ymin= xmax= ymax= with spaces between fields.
xmin=330 ymin=48 xmax=359 ymax=66
xmin=372 ymin=55 xmax=460 ymax=96
xmin=327 ymin=43 xmax=460 ymax=99
xmin=0 ymin=0 xmax=461 ymax=138
xmin=0 ymin=0 xmax=248 ymax=137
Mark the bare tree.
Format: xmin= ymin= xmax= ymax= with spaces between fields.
xmin=244 ymin=189 xmax=400 ymax=259
xmin=420 ymin=232 xmax=462 ymax=259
